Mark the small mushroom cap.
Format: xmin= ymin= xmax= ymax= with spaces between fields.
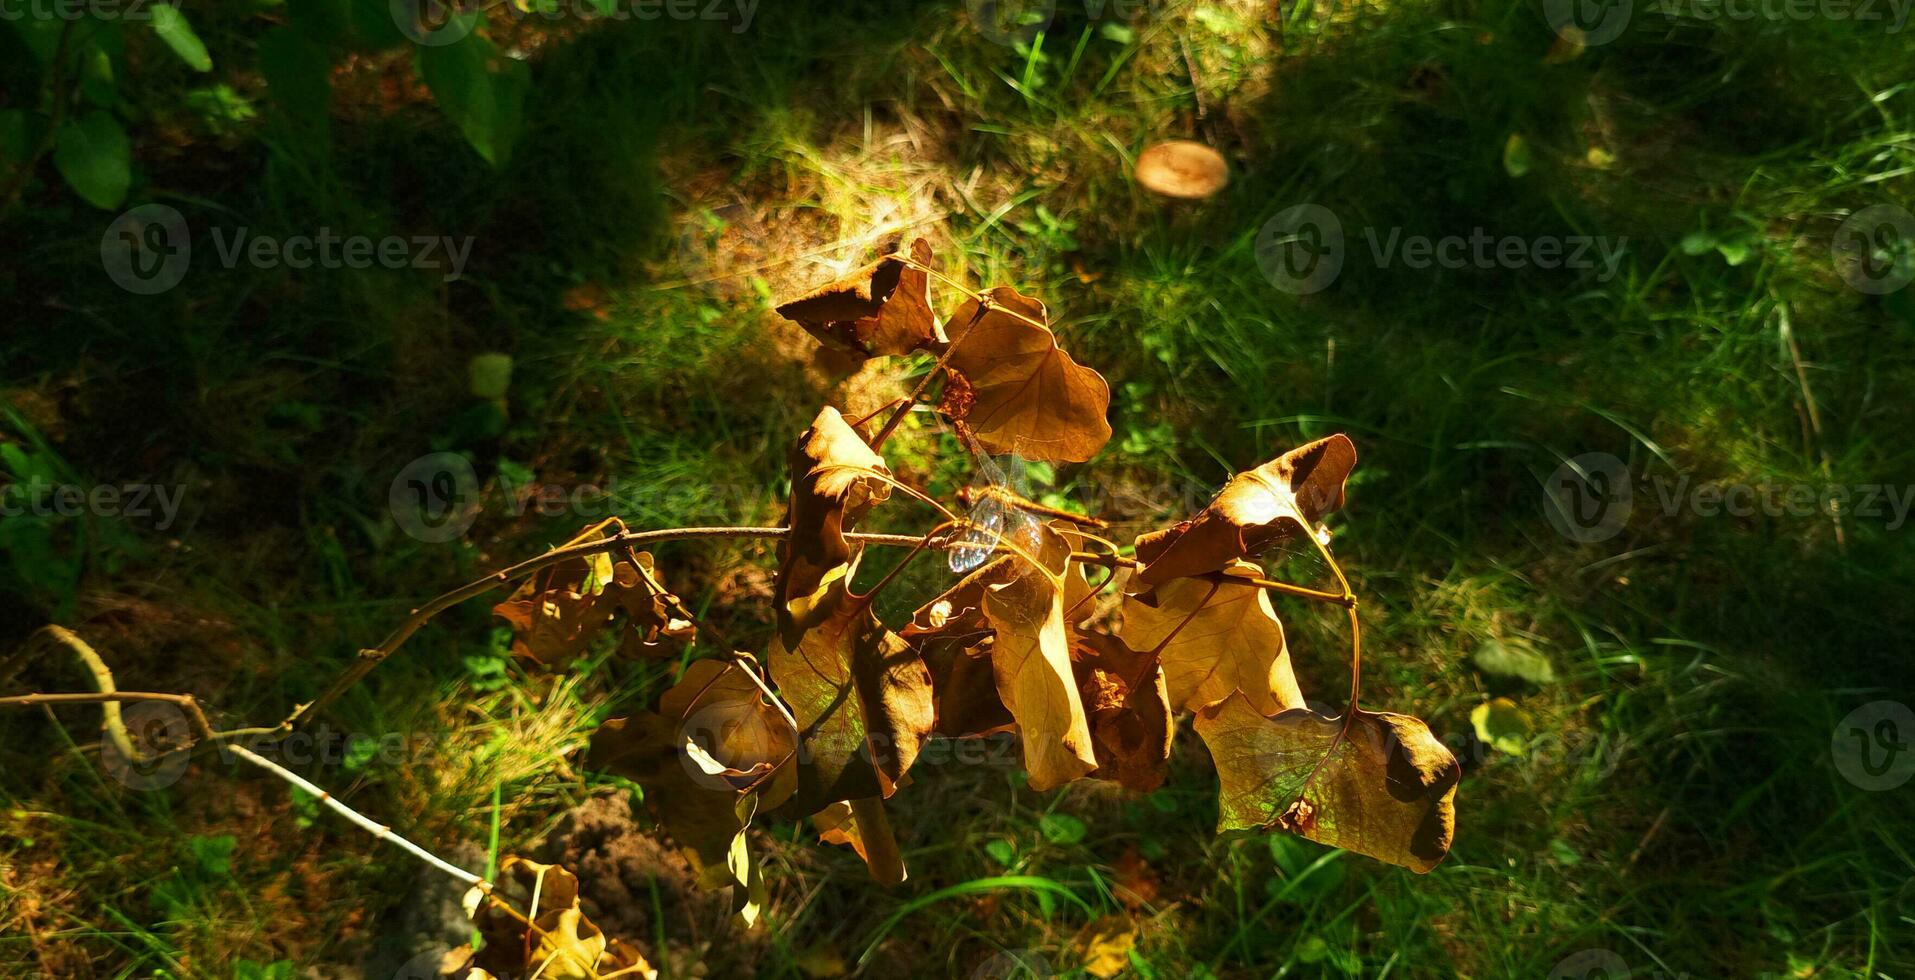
xmin=1135 ymin=141 xmax=1230 ymax=199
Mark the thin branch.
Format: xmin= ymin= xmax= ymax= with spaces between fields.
xmin=1067 ymin=551 xmax=1354 ymax=607
xmin=225 ymin=743 xmax=484 ymax=887
xmin=6 ymin=627 xmax=137 ymax=762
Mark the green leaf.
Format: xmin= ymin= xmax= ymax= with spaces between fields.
xmin=1548 ymin=838 xmax=1582 ymax=865
xmin=1502 ymin=133 xmax=1533 ymax=178
xmin=1038 ymin=812 xmax=1087 ymax=845
xmin=417 ymin=33 xmax=530 ymax=167
xmin=80 ymin=47 xmax=118 ymax=108
xmin=186 ymin=834 xmax=237 ymax=876
xmin=1470 ymin=697 xmax=1532 ymax=756
xmin=984 ymin=839 xmax=1016 ymax=866
xmin=9 ymin=16 xmax=67 ymax=65
xmin=53 ymin=111 xmax=132 ymax=210
xmin=468 ymin=352 xmax=513 ymax=399
xmin=150 ymin=4 xmax=212 ymax=72
xmin=1471 ymin=638 xmax=1555 ymax=685
xmin=1716 ymin=237 xmax=1753 ymax=266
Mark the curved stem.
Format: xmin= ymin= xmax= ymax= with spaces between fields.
xmin=1281 ymin=530 xmax=1364 ymax=830
xmin=1066 ymin=551 xmax=1353 ymax=607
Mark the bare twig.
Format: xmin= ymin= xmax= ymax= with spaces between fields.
xmin=225 ymin=743 xmax=486 ymax=888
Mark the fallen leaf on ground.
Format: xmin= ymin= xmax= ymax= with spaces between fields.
xmin=1471 ymin=697 xmax=1532 ymax=756
xmin=468 ymin=857 xmax=658 ymax=979
xmin=1135 ymin=139 xmax=1230 ymax=199
xmin=1074 ymin=914 xmax=1140 ymax=978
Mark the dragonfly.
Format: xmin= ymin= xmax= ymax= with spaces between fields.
xmin=948 ymin=449 xmax=1045 ymax=574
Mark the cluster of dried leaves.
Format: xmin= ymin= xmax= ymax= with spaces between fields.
xmin=471 ymin=241 xmax=1459 ymax=973
xmin=446 ymin=858 xmax=657 ymax=979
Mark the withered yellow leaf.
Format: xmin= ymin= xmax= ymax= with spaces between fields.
xmin=775 ymin=239 xmax=941 ymax=357
xmin=659 ymin=657 xmax=799 ymax=801
xmin=611 ymin=551 xmax=697 ymax=660
xmin=491 ymin=559 xmax=616 ymax=667
xmin=1193 ymin=694 xmax=1459 ymax=873
xmin=769 ymin=560 xmax=935 ymax=813
xmin=941 ymin=286 xmax=1112 ymax=463
xmin=586 ymin=659 xmax=793 ymax=922
xmin=779 ymin=405 xmax=892 ymax=609
xmin=903 ymin=557 xmax=1020 ymax=738
xmin=1136 ymin=434 xmax=1356 ymax=586
xmin=1073 ymin=631 xmax=1172 ymax=793
xmin=469 ymin=857 xmax=659 ymax=979
xmin=1120 ymin=561 xmax=1305 ymax=716
xmin=1074 ymin=914 xmax=1140 ymax=979
xmin=978 ymin=525 xmax=1097 ymax=790
xmin=492 ymin=547 xmax=697 ymax=667
xmin=812 ymin=796 xmax=907 ymax=885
